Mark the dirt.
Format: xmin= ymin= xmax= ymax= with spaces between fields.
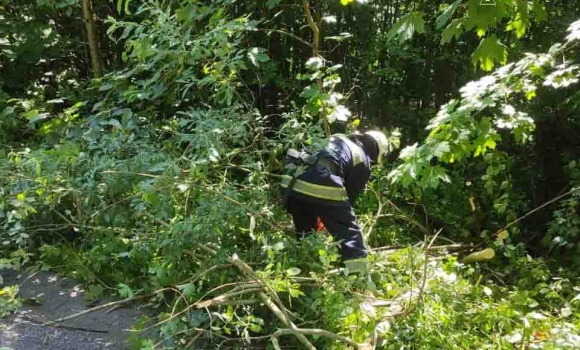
xmin=0 ymin=269 xmax=154 ymax=350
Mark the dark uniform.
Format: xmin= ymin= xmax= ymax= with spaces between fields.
xmin=282 ymin=134 xmax=374 ymax=260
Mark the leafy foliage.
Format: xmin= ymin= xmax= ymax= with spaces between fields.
xmin=0 ymin=285 xmax=21 ymax=318
xmin=387 ymin=12 xmax=426 ymax=44
xmin=1 ymin=0 xmax=580 ymax=349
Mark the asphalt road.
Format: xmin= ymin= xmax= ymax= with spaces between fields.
xmin=0 ymin=270 xmax=150 ymax=350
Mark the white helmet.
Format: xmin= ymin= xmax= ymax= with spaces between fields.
xmin=364 ymin=131 xmax=390 ymax=160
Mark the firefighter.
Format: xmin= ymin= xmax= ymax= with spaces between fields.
xmin=281 ymin=131 xmax=390 ymax=274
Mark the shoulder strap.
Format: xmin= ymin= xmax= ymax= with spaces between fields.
xmin=332 ymin=134 xmax=366 ymax=166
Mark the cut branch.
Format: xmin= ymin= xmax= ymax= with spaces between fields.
xmin=271 ymin=327 xmax=363 ymax=350
xmin=44 ymin=289 xmax=170 ymax=326
xmin=197 ymin=243 xmax=316 ymax=350
xmin=367 ymin=227 xmax=442 ymax=350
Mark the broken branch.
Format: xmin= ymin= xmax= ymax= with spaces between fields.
xmin=271 ymin=327 xmax=363 ymax=350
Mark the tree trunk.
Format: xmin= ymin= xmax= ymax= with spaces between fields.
xmin=81 ymin=0 xmax=103 ymax=77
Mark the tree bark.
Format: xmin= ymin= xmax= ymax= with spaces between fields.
xmin=301 ymin=0 xmax=331 ymax=136
xmin=81 ymin=0 xmax=104 ymax=77
xmin=301 ymin=0 xmax=320 ymax=57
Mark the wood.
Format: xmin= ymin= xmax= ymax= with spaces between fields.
xmin=301 ymin=0 xmax=331 ymax=137
xmin=271 ymin=327 xmax=364 ymax=350
xmin=81 ymin=0 xmax=104 ymax=76
xmin=367 ymin=230 xmax=442 ymax=349
xmin=301 ymin=0 xmax=320 ymax=56
xmin=44 ymin=289 xmax=169 ymax=326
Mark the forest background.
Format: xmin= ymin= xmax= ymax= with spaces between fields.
xmin=1 ymin=0 xmax=580 ymax=349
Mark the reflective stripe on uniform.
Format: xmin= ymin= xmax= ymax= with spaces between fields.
xmin=281 ymin=175 xmax=348 ymax=201
xmin=332 ymin=134 xmax=366 ymax=166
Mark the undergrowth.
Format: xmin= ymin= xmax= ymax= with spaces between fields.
xmin=1 ymin=0 xmax=580 ymax=348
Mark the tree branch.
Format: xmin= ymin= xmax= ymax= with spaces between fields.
xmin=494 ymin=186 xmax=580 ymax=236
xmin=258 ymin=28 xmax=313 ymax=48
xmin=416 ymin=228 xmax=443 ymax=308
xmin=271 ymin=327 xmax=364 ymax=350
xmin=44 ymin=289 xmax=171 ymax=326
xmin=301 ymin=0 xmax=331 ymax=137
xmin=301 ymin=0 xmax=320 ymax=56
xmin=197 ymin=243 xmax=317 ymax=350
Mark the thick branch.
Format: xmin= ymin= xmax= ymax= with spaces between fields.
xmin=373 ymin=244 xmax=471 ymax=253
xmin=301 ymin=0 xmax=331 ymax=136
xmin=196 ymin=288 xmax=263 ymax=309
xmin=44 ymin=289 xmax=171 ymax=326
xmin=271 ymin=328 xmax=363 ymax=350
xmin=301 ymin=0 xmax=320 ymax=56
xmin=197 ymin=243 xmax=316 ymax=350
xmin=81 ymin=0 xmax=103 ymax=76
xmin=367 ymin=233 xmax=442 ymax=348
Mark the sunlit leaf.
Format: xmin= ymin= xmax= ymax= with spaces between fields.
xmin=125 ymin=0 xmax=132 ymax=14
xmin=441 ymin=19 xmax=466 ymax=44
xmin=436 ymin=0 xmax=462 ymax=30
xmin=306 ymin=57 xmax=324 ymax=70
xmin=471 ymin=34 xmax=507 ymax=71
xmin=286 ymin=267 xmax=301 ymax=276
xmin=387 ymin=12 xmax=426 ymax=44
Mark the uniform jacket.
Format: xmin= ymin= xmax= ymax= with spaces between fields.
xmin=282 ymin=134 xmax=372 ymax=206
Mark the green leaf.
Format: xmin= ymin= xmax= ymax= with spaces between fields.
xmin=498 ymin=230 xmax=509 ymax=240
xmin=305 ymin=57 xmax=323 ymax=70
xmin=466 ymin=0 xmax=507 ymax=32
xmin=103 ymin=119 xmax=123 ymax=129
xmin=399 ymin=143 xmax=418 ymax=159
xmin=428 ymin=166 xmax=451 ymax=188
xmin=533 ymin=0 xmax=547 ymax=22
xmin=302 ymin=85 xmax=320 ymax=99
xmin=441 ymin=19 xmax=466 ymax=44
xmin=325 ymin=32 xmax=353 ymax=42
xmin=85 ymin=284 xmax=104 ymax=301
xmin=341 ymin=0 xmax=354 ymax=5
xmin=23 ymin=110 xmax=50 ymax=123
xmin=326 ymin=64 xmax=343 ymax=72
xmin=125 ymin=0 xmax=132 ymax=15
xmin=494 ymin=202 xmax=507 ymax=215
xmin=506 ymin=17 xmax=526 ymax=39
xmin=387 ymin=12 xmax=426 ymax=44
xmin=471 ymin=34 xmax=507 ymax=71
xmin=118 ymin=283 xmax=134 ymax=298
xmin=286 ymin=267 xmax=301 ymax=276
xmin=247 ymin=47 xmax=259 ymax=66
xmin=266 ymin=0 xmax=281 ymax=9
xmin=433 ymin=141 xmax=450 ymax=157
xmin=23 ymin=109 xmax=39 ymax=120
xmin=178 ymin=283 xmax=196 ymax=297
xmin=436 ymin=0 xmax=462 ymax=30
xmin=247 ymin=48 xmax=270 ymax=67
xmin=117 ymin=0 xmax=123 ymax=14
xmin=99 ymin=83 xmax=113 ymax=91
xmin=516 ymin=0 xmax=529 ymax=23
